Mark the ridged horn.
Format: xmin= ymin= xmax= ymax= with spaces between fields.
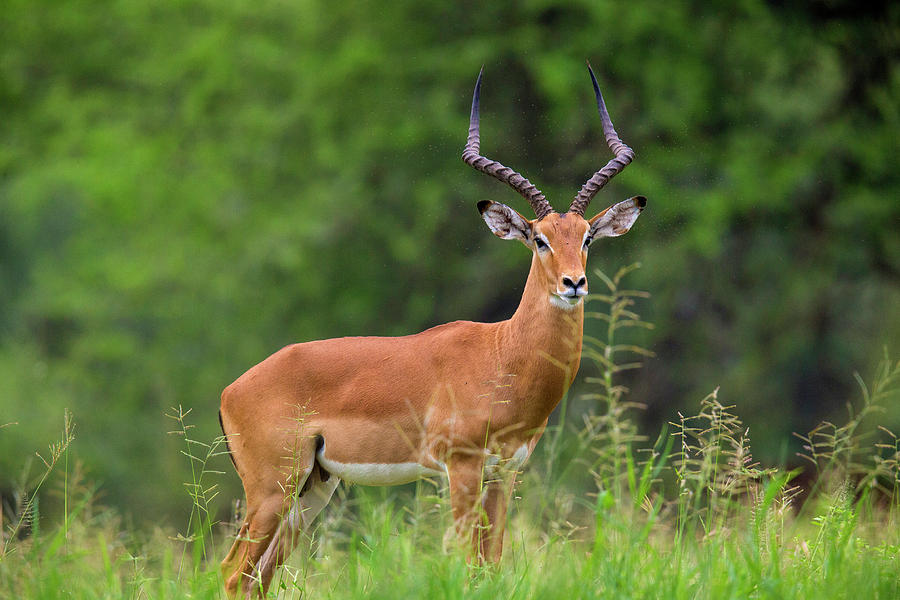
xmin=462 ymin=68 xmax=553 ymax=219
xmin=569 ymin=63 xmax=635 ymax=216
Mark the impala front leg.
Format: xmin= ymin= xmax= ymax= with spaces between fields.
xmin=447 ymin=453 xmax=516 ymax=565
xmin=478 ymin=470 xmax=517 ymax=564
xmin=447 ymin=454 xmax=490 ymax=563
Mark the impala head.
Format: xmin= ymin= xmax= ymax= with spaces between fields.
xmin=463 ymin=64 xmax=646 ymax=310
xmin=478 ymin=197 xmax=645 ymax=310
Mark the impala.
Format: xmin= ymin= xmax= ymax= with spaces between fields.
xmin=219 ymin=64 xmax=646 ymax=598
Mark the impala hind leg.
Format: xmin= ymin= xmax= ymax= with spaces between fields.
xmin=256 ymin=466 xmax=340 ymax=591
xmin=221 ymin=462 xmax=339 ymax=598
xmin=222 ymin=490 xmax=290 ymax=598
xmin=222 ymin=441 xmax=317 ymax=599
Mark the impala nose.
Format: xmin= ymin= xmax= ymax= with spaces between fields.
xmin=561 ymin=276 xmax=587 ymax=296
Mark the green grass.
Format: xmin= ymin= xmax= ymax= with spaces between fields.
xmin=2 ymin=268 xmax=899 ymax=599
xmin=2 ymin=443 xmax=899 ymax=600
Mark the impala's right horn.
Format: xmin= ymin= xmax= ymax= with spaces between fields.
xmin=462 ymin=68 xmax=554 ymax=220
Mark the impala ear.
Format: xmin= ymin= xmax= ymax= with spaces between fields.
xmin=478 ymin=200 xmax=533 ymax=244
xmin=588 ymin=196 xmax=646 ymax=240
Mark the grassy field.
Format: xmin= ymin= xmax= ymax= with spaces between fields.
xmin=3 ymin=270 xmax=899 ymax=599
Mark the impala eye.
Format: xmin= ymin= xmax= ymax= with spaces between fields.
xmin=535 ymin=238 xmax=547 ymax=250
xmin=583 ymin=237 xmax=592 ymax=249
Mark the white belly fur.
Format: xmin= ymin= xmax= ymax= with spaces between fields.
xmin=317 ymin=449 xmax=444 ymax=486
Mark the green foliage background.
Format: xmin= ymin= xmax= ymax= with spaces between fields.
xmin=1 ymin=0 xmax=898 ymax=522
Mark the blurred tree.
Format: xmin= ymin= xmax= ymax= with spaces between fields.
xmin=0 ymin=0 xmax=897 ymax=520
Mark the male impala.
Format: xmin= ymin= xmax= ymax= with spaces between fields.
xmin=219 ymin=65 xmax=646 ymax=597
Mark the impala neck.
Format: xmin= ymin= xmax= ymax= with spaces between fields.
xmin=505 ymin=253 xmax=585 ymax=392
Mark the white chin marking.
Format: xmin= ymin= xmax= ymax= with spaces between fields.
xmin=550 ymin=294 xmax=582 ymax=311
xmin=317 ymin=451 xmax=443 ymax=486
